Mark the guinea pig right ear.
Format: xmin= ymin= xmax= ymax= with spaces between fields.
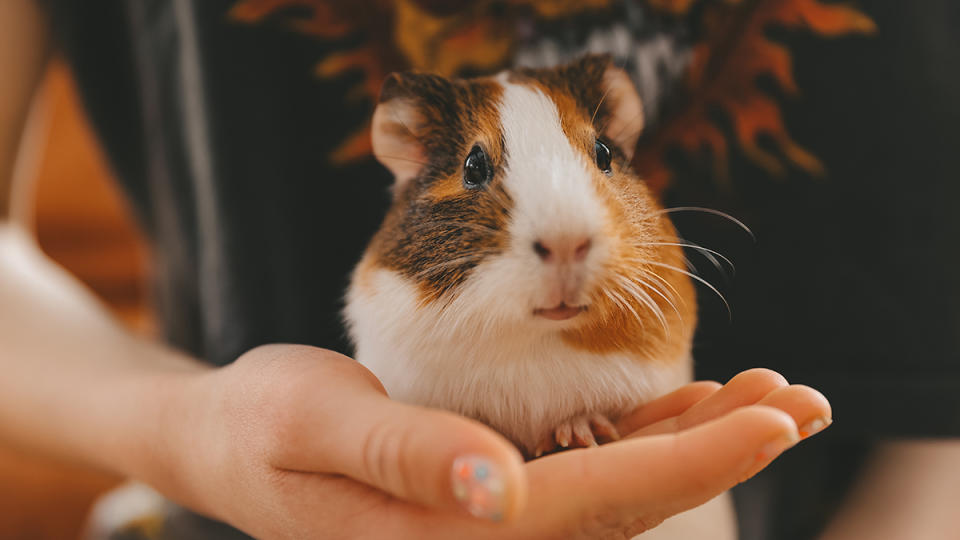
xmin=598 ymin=65 xmax=644 ymax=161
xmin=570 ymin=54 xmax=645 ymax=161
xmin=371 ymin=73 xmax=431 ymax=188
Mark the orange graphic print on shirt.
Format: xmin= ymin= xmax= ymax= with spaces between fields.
xmin=229 ymin=0 xmax=874 ymax=193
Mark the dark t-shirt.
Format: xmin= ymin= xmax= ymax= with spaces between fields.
xmin=43 ymin=1 xmax=960 ymax=539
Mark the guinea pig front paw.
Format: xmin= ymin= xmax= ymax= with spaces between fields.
xmin=533 ymin=413 xmax=621 ymax=458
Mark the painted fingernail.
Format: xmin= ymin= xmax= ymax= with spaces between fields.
xmin=451 ymin=455 xmax=506 ymax=522
xmin=799 ymin=416 xmax=832 ymax=438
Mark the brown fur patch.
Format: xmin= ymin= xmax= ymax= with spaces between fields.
xmin=367 ymin=74 xmax=511 ymax=300
xmin=562 ymin=212 xmax=697 ymax=359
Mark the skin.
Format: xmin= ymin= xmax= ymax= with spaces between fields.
xmin=0 ymin=1 xmax=837 ymax=538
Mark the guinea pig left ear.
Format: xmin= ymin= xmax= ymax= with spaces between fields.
xmin=371 ymin=73 xmax=429 ymax=188
xmin=597 ymin=65 xmax=644 ymax=161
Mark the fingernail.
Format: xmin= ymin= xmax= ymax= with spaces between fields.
xmin=799 ymin=416 xmax=832 ymax=438
xmin=451 ymin=455 xmax=507 ymax=522
xmin=741 ymin=431 xmax=800 ymax=482
xmin=756 ymin=431 xmax=800 ymax=462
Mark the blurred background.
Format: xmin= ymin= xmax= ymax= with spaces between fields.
xmin=3 ymin=1 xmax=959 ymax=539
xmin=0 ymin=59 xmax=150 ymax=540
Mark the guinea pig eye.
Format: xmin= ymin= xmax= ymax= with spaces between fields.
xmin=463 ymin=145 xmax=492 ymax=189
xmin=594 ymin=139 xmax=612 ymax=174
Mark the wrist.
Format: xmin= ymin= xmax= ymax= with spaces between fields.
xmin=111 ymin=350 xmax=217 ymax=511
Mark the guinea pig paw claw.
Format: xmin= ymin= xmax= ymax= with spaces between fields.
xmin=560 ymin=413 xmax=621 ymax=448
xmin=532 ymin=439 xmax=551 ymax=459
xmin=555 ymin=423 xmax=573 ymax=448
xmin=530 ymin=413 xmax=622 ymax=459
xmin=572 ymin=417 xmax=598 ymax=447
xmin=588 ymin=414 xmax=621 ymax=442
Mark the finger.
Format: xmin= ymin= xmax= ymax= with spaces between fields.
xmin=756 ymin=384 xmax=832 ymax=439
xmin=628 ymin=368 xmax=788 ymax=437
xmin=527 ymin=405 xmax=800 ymax=535
xmin=615 ymin=380 xmax=722 ymax=434
xmin=269 ymin=358 xmax=527 ymax=522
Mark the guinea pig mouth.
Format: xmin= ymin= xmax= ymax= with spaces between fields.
xmin=533 ymin=303 xmax=587 ymax=321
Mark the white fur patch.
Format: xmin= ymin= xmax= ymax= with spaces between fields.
xmin=483 ymin=80 xmax=616 ymax=314
xmin=345 ymin=268 xmax=690 ymax=453
xmin=496 ymin=80 xmax=606 ymax=249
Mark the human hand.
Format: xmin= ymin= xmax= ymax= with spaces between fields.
xmin=154 ymin=346 xmax=829 ymax=539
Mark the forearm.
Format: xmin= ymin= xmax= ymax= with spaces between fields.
xmin=0 ymin=224 xmax=210 ymax=483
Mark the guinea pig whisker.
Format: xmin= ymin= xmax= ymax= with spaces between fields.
xmin=683 ymin=253 xmax=698 ymax=274
xmin=407 ymin=220 xmax=502 ymax=235
xmin=620 ymin=275 xmax=670 ymax=334
xmin=677 ymin=238 xmax=734 ymax=286
xmin=654 ymin=207 xmax=755 ymax=241
xmin=411 ymin=253 xmax=492 ymax=280
xmin=681 ymin=239 xmax=733 ymax=282
xmin=644 ymin=261 xmax=732 ymax=321
xmin=415 ymin=250 xmax=490 ymax=268
xmin=663 ymin=243 xmax=737 ymax=285
xmin=376 ymin=154 xmax=430 ymax=167
xmin=389 ymin=107 xmax=422 ymax=143
xmin=598 ymin=106 xmax=644 ymax=144
xmin=639 ymin=241 xmax=736 ymax=277
xmin=637 ymin=267 xmax=684 ymax=307
xmin=626 ymin=255 xmax=701 ymax=294
xmin=614 ymin=274 xmax=669 ymax=336
xmin=606 ymin=287 xmax=645 ymax=331
xmin=601 ymin=289 xmax=628 ymax=319
xmin=628 ymin=274 xmax=683 ymax=325
xmin=590 ymin=85 xmax=615 ymax=127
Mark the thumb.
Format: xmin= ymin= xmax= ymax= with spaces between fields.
xmin=270 ymin=360 xmax=528 ymax=522
xmin=344 ymin=398 xmax=529 ymax=522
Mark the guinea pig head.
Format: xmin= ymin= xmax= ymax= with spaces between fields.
xmin=362 ymin=55 xmax=695 ymax=357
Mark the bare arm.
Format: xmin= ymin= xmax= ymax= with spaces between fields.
xmin=0 ymin=0 xmax=203 ymax=471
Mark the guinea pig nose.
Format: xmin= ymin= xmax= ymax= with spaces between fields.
xmin=533 ymin=237 xmax=592 ymax=262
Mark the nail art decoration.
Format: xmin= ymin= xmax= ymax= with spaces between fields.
xmin=451 ymin=455 xmax=506 ymax=522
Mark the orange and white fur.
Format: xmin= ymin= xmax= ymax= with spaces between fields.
xmin=345 ymin=55 xmax=734 ymax=537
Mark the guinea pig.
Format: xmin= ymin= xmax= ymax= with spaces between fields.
xmin=344 ymin=54 xmax=697 ymax=459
